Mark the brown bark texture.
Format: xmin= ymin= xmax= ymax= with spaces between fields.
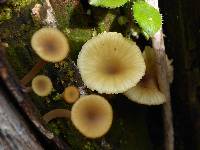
xmin=0 ymin=84 xmax=43 ymax=149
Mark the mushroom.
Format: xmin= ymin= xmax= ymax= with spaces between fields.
xmin=124 ymin=46 xmax=166 ymax=105
xmin=32 ymin=75 xmax=53 ymax=96
xmin=63 ymin=86 xmax=80 ymax=104
xmin=20 ymin=27 xmax=69 ymax=86
xmin=71 ymin=95 xmax=113 ymax=139
xmin=42 ymin=109 xmax=71 ymax=124
xmin=31 ymin=27 xmax=70 ymax=62
xmin=77 ymin=32 xmax=146 ymax=94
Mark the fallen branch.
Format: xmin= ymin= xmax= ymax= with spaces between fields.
xmin=145 ymin=0 xmax=174 ymax=150
xmin=0 ymin=88 xmax=43 ymax=150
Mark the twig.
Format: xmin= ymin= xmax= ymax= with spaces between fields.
xmin=145 ymin=1 xmax=174 ymax=150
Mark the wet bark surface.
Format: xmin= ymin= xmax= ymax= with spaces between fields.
xmin=0 ymin=82 xmax=43 ymax=150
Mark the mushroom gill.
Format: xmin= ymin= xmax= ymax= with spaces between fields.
xmin=124 ymin=46 xmax=166 ymax=105
xmin=77 ymin=32 xmax=146 ymax=94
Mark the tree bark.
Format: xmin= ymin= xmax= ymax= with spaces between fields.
xmin=0 ymin=84 xmax=43 ymax=150
xmin=145 ymin=1 xmax=174 ymax=150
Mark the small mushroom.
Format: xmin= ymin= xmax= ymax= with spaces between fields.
xmin=71 ymin=95 xmax=113 ymax=139
xmin=77 ymin=32 xmax=146 ymax=94
xmin=32 ymin=75 xmax=53 ymax=96
xmin=31 ymin=27 xmax=70 ymax=62
xmin=20 ymin=28 xmax=69 ymax=86
xmin=124 ymin=46 xmax=166 ymax=105
xmin=42 ymin=109 xmax=71 ymax=124
xmin=63 ymin=86 xmax=80 ymax=104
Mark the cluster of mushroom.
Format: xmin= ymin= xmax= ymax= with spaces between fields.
xmin=26 ymin=27 xmax=113 ymax=139
xmin=77 ymin=32 xmax=173 ymax=105
xmin=21 ymin=27 xmax=70 ymax=90
xmin=43 ymin=94 xmax=113 ymax=139
xmin=27 ymin=27 xmax=173 ymax=139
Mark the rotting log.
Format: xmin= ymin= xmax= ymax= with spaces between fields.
xmin=0 ymin=83 xmax=43 ymax=150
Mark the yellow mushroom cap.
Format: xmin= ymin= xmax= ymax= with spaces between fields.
xmin=31 ymin=27 xmax=69 ymax=62
xmin=32 ymin=75 xmax=53 ymax=96
xmin=63 ymin=86 xmax=80 ymax=104
xmin=77 ymin=32 xmax=146 ymax=94
xmin=124 ymin=75 xmax=166 ymax=105
xmin=71 ymin=95 xmax=113 ymax=139
xmin=124 ymin=47 xmax=165 ymax=105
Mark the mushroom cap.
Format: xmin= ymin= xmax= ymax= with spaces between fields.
xmin=77 ymin=32 xmax=146 ymax=94
xmin=124 ymin=47 xmax=165 ymax=105
xmin=71 ymin=95 xmax=113 ymax=138
xmin=124 ymin=75 xmax=165 ymax=105
xmin=32 ymin=75 xmax=53 ymax=96
xmin=63 ymin=86 xmax=80 ymax=104
xmin=31 ymin=27 xmax=69 ymax=62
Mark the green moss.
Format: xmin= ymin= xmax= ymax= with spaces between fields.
xmin=6 ymin=46 xmax=29 ymax=77
xmin=92 ymin=8 xmax=118 ymax=33
xmin=118 ymin=16 xmax=128 ymax=26
xmin=0 ymin=7 xmax=12 ymax=23
xmin=0 ymin=0 xmax=38 ymax=23
xmin=49 ymin=0 xmax=94 ymax=60
xmin=52 ymin=93 xmax=62 ymax=101
xmin=47 ymin=121 xmax=61 ymax=136
xmin=63 ymin=28 xmax=94 ymax=60
xmin=50 ymin=0 xmax=89 ymax=29
xmin=52 ymin=60 xmax=76 ymax=86
xmin=98 ymin=12 xmax=116 ymax=32
xmin=0 ymin=0 xmax=40 ymax=78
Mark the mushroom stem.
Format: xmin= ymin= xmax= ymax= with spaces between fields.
xmin=20 ymin=60 xmax=47 ymax=86
xmin=42 ymin=109 xmax=71 ymax=124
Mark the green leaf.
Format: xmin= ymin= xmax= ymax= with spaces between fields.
xmin=133 ymin=1 xmax=162 ymax=37
xmin=89 ymin=0 xmax=129 ymax=8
